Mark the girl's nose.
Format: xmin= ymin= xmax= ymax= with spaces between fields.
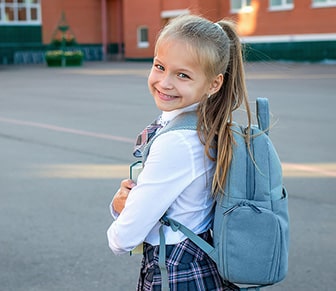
xmin=159 ymin=74 xmax=174 ymax=90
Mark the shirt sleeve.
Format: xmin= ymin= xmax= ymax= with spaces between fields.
xmin=107 ymin=130 xmax=197 ymax=255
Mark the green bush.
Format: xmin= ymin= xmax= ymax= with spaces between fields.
xmin=45 ymin=50 xmax=83 ymax=67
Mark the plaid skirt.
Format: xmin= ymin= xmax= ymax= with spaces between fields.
xmin=136 ymin=231 xmax=239 ymax=291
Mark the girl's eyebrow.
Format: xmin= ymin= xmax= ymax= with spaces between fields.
xmin=153 ymin=57 xmax=162 ymax=63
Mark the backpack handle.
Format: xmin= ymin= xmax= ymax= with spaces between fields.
xmin=256 ymin=98 xmax=270 ymax=135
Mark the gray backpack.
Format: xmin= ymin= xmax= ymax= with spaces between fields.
xmin=145 ymin=98 xmax=289 ymax=291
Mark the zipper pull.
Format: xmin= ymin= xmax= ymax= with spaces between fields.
xmin=223 ymin=204 xmax=240 ymax=216
xmin=248 ymin=203 xmax=262 ymax=214
xmin=223 ymin=202 xmax=262 ymax=216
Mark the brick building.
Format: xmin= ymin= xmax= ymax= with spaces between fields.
xmin=0 ymin=0 xmax=335 ymax=64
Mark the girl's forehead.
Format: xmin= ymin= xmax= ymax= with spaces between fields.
xmin=156 ymin=37 xmax=198 ymax=60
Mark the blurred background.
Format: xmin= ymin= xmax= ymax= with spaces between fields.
xmin=0 ymin=0 xmax=336 ymax=65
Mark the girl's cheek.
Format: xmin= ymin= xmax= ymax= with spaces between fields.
xmin=148 ymin=73 xmax=154 ymax=88
xmin=148 ymin=70 xmax=155 ymax=82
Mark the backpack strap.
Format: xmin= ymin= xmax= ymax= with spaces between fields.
xmin=142 ymin=111 xmax=198 ymax=163
xmin=158 ymin=215 xmax=217 ymax=291
xmin=141 ymin=111 xmax=198 ymax=291
xmin=159 ymin=224 xmax=170 ymax=291
xmin=256 ymin=98 xmax=270 ymax=135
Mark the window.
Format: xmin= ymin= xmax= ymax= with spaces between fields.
xmin=312 ymin=0 xmax=336 ymax=8
xmin=269 ymin=0 xmax=294 ymax=11
xmin=0 ymin=0 xmax=41 ymax=25
xmin=137 ymin=26 xmax=149 ymax=48
xmin=230 ymin=0 xmax=253 ymax=13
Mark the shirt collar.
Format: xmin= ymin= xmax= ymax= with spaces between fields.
xmin=160 ymin=103 xmax=198 ymax=126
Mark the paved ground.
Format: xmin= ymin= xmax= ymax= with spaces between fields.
xmin=0 ymin=61 xmax=335 ymax=290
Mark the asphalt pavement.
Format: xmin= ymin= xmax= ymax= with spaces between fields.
xmin=0 ymin=61 xmax=335 ymax=291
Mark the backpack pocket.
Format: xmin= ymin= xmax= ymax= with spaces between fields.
xmin=218 ymin=199 xmax=285 ymax=285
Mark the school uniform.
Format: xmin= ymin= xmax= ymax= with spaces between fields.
xmin=107 ymin=103 xmax=238 ymax=290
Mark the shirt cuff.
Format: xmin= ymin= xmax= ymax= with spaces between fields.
xmin=109 ymin=189 xmax=120 ymax=219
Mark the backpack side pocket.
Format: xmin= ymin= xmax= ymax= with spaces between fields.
xmin=218 ymin=200 xmax=285 ymax=285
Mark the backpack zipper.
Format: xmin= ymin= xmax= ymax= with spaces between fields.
xmin=246 ymin=128 xmax=255 ymax=200
xmin=223 ymin=201 xmax=262 ymax=216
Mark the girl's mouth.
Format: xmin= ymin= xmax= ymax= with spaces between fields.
xmin=157 ymin=90 xmax=179 ymax=101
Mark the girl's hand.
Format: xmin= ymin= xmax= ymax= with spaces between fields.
xmin=112 ymin=179 xmax=136 ymax=214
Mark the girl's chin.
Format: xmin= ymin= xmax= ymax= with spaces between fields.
xmin=154 ymin=99 xmax=179 ymax=112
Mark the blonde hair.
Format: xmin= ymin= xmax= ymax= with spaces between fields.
xmin=156 ymin=15 xmax=252 ymax=195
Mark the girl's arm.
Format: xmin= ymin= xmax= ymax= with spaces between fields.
xmin=107 ymin=131 xmax=197 ymax=254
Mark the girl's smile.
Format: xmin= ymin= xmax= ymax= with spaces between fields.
xmin=157 ymin=90 xmax=179 ymax=101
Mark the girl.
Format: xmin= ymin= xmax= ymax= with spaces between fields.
xmin=107 ymin=14 xmax=251 ymax=290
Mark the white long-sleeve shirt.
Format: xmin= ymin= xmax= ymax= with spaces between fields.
xmin=107 ymin=104 xmax=216 ymax=255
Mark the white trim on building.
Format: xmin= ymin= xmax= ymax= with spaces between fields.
xmin=241 ymin=33 xmax=336 ymax=43
xmin=160 ymin=9 xmax=190 ymax=19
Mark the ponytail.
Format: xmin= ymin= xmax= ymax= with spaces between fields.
xmin=198 ymin=20 xmax=252 ymax=196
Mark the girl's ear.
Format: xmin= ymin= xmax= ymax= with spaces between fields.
xmin=208 ymin=74 xmax=224 ymax=95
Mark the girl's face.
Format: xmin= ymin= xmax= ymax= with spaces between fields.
xmin=148 ymin=38 xmax=221 ymax=112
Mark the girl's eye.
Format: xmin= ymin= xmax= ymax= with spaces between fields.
xmin=178 ymin=73 xmax=190 ymax=79
xmin=155 ymin=64 xmax=164 ymax=71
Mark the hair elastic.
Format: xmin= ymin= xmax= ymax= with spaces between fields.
xmin=214 ymin=22 xmax=222 ymax=30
